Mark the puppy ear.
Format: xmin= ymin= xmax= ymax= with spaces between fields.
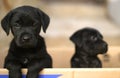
xmin=70 ymin=32 xmax=83 ymax=47
xmin=37 ymin=9 xmax=50 ymax=33
xmin=1 ymin=11 xmax=13 ymax=35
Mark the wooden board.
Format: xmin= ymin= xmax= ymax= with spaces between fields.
xmin=0 ymin=68 xmax=119 ymax=78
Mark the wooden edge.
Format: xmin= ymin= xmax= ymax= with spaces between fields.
xmin=0 ymin=68 xmax=120 ymax=74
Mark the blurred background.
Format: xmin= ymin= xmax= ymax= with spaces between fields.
xmin=0 ymin=0 xmax=120 ymax=68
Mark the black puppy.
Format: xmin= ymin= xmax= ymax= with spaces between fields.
xmin=1 ymin=6 xmax=52 ymax=78
xmin=70 ymin=27 xmax=108 ymax=68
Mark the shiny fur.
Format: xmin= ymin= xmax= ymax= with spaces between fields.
xmin=70 ymin=27 xmax=108 ymax=68
xmin=1 ymin=6 xmax=52 ymax=78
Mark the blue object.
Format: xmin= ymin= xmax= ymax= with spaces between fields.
xmin=0 ymin=74 xmax=61 ymax=78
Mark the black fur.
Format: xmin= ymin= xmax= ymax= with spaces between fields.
xmin=70 ymin=27 xmax=108 ymax=68
xmin=1 ymin=6 xmax=52 ymax=78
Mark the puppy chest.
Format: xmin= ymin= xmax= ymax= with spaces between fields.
xmin=20 ymin=57 xmax=29 ymax=65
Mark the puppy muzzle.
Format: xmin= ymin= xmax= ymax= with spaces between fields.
xmin=21 ymin=34 xmax=32 ymax=42
xmin=100 ymin=43 xmax=108 ymax=54
xmin=15 ymin=33 xmax=38 ymax=48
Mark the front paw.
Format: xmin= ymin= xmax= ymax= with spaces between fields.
xmin=27 ymin=72 xmax=39 ymax=78
xmin=9 ymin=70 xmax=22 ymax=78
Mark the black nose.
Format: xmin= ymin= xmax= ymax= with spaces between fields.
xmin=102 ymin=43 xmax=108 ymax=53
xmin=103 ymin=43 xmax=108 ymax=48
xmin=22 ymin=35 xmax=31 ymax=42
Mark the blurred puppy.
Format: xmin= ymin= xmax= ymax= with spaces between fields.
xmin=1 ymin=6 xmax=52 ymax=78
xmin=70 ymin=27 xmax=108 ymax=68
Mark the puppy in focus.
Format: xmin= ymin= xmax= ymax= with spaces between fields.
xmin=1 ymin=6 xmax=52 ymax=78
xmin=70 ymin=27 xmax=108 ymax=68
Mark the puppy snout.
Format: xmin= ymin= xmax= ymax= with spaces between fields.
xmin=103 ymin=43 xmax=108 ymax=48
xmin=101 ymin=43 xmax=108 ymax=53
xmin=22 ymin=35 xmax=31 ymax=42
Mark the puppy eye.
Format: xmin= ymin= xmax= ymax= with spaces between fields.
xmin=90 ymin=36 xmax=97 ymax=41
xmin=33 ymin=22 xmax=39 ymax=26
xmin=33 ymin=23 xmax=36 ymax=25
xmin=13 ymin=23 xmax=21 ymax=28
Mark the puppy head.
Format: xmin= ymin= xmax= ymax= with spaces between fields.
xmin=70 ymin=27 xmax=108 ymax=55
xmin=1 ymin=6 xmax=50 ymax=48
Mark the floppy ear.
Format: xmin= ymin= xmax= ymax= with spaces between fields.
xmin=1 ymin=11 xmax=13 ymax=35
xmin=70 ymin=31 xmax=83 ymax=47
xmin=37 ymin=9 xmax=50 ymax=33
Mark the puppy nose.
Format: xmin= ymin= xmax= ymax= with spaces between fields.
xmin=103 ymin=43 xmax=108 ymax=48
xmin=22 ymin=35 xmax=31 ymax=42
